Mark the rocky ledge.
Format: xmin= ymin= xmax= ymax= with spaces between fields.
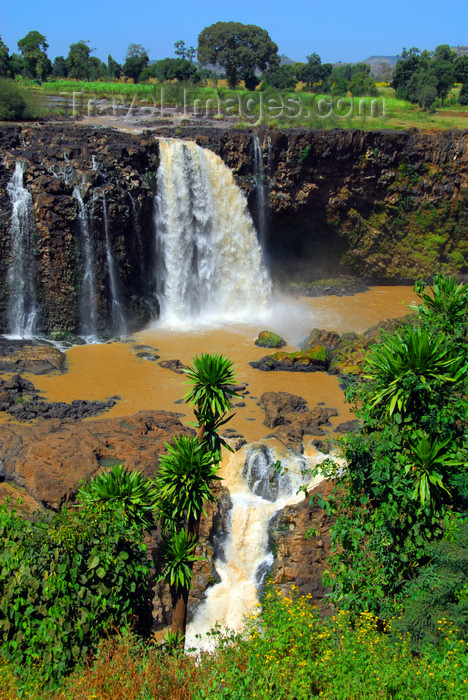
xmin=0 ymin=409 xmax=194 ymax=509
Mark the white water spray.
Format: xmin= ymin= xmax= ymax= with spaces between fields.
xmin=252 ymin=134 xmax=267 ymax=251
xmin=6 ymin=162 xmax=39 ymax=337
xmin=185 ymin=441 xmax=328 ymax=651
xmin=102 ymin=190 xmax=127 ymax=335
xmin=153 ymin=139 xmax=271 ymax=327
xmin=73 ymin=186 xmax=98 ymax=339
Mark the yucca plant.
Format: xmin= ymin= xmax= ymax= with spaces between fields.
xmin=153 ymin=435 xmax=220 ymax=531
xmin=366 ymin=327 xmax=465 ymax=419
xmin=184 ymin=353 xmax=239 ymax=449
xmin=77 ymin=464 xmax=156 ymax=529
xmin=404 ymin=431 xmax=456 ymax=506
xmin=414 ymin=274 xmax=468 ymax=335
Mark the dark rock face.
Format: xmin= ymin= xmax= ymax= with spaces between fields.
xmin=0 ymin=124 xmax=466 ymax=335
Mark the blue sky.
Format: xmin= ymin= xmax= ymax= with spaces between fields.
xmin=2 ymin=0 xmax=467 ymax=65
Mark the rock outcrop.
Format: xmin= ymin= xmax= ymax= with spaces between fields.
xmin=0 ymin=410 xmax=193 ymax=509
xmin=260 ymin=391 xmax=338 ymax=450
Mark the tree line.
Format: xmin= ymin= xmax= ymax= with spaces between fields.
xmin=1 ymin=25 xmax=467 ymax=107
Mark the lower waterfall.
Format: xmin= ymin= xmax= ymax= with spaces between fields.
xmin=185 ymin=442 xmax=328 ymax=652
xmin=154 ymin=139 xmax=271 ymax=327
xmin=6 ymin=162 xmax=40 ymax=337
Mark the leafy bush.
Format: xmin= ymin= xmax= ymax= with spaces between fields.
xmin=0 ymin=501 xmax=152 ymax=680
xmin=77 ymin=463 xmax=157 ymax=528
xmin=0 ymin=79 xmax=26 ymax=119
xmin=0 ymin=79 xmax=45 ymax=120
xmin=315 ymin=276 xmax=468 ymax=616
xmin=397 ymin=521 xmax=468 ymax=649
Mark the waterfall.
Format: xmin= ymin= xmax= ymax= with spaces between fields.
xmin=252 ymin=134 xmax=268 ymax=251
xmin=154 ymin=139 xmax=271 ymax=326
xmin=73 ymin=187 xmax=98 ymax=339
xmin=6 ymin=162 xmax=40 ymax=337
xmin=185 ymin=442 xmax=327 ymax=651
xmin=102 ymin=191 xmax=127 ymax=335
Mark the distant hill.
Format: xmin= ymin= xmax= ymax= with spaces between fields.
xmin=453 ymin=45 xmax=468 ymax=56
xmin=279 ymin=54 xmax=297 ymax=66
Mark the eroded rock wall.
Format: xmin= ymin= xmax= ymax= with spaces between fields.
xmin=1 ymin=124 xmax=467 ymax=334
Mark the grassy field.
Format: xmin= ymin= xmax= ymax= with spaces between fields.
xmin=20 ymin=79 xmax=468 ymax=130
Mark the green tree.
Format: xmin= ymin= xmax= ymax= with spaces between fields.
xmin=67 ymin=40 xmax=94 ymax=80
xmin=197 ymin=21 xmax=279 ymax=90
xmin=153 ymin=353 xmax=239 ymax=644
xmin=459 ymin=81 xmax=468 ymax=105
xmin=17 ymin=30 xmax=51 ymax=82
xmin=107 ymin=54 xmax=121 ymax=80
xmin=297 ymin=53 xmax=332 ymax=92
xmin=0 ymin=36 xmax=11 ymax=77
xmin=122 ymin=43 xmax=149 ymax=82
xmin=51 ymin=55 xmax=67 ymax=78
xmin=261 ymin=64 xmax=298 ymax=90
xmin=142 ymin=57 xmax=200 ymax=83
xmin=454 ymin=55 xmax=468 ymax=83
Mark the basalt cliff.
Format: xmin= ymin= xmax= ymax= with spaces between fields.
xmin=0 ymin=123 xmax=467 ymax=334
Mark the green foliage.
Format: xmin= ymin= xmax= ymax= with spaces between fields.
xmin=197 ymin=21 xmax=279 ymax=90
xmin=66 ymin=40 xmax=94 ymax=80
xmin=0 ymin=501 xmax=152 ymax=681
xmin=0 ymin=35 xmax=11 ymax=77
xmin=122 ymin=43 xmax=149 ymax=82
xmin=299 ymin=144 xmax=312 ymax=163
xmin=157 ymin=529 xmax=201 ymax=591
xmin=17 ymin=30 xmax=51 ymax=82
xmin=184 ymin=352 xmax=239 ymax=453
xmin=77 ymin=464 xmax=157 ymax=528
xmin=0 ymin=79 xmax=26 ymax=119
xmin=317 ymin=276 xmax=468 ymax=616
xmin=153 ymin=436 xmax=220 ymax=528
xmin=396 ymin=521 xmax=468 ymax=649
xmin=0 ymin=79 xmax=44 ymax=120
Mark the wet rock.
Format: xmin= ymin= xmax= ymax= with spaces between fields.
xmin=0 ymin=374 xmax=116 ymax=421
xmin=334 ymin=419 xmax=360 ymax=433
xmin=158 ymin=359 xmax=187 ymax=374
xmin=250 ymin=346 xmax=328 ymax=372
xmin=0 ymin=410 xmax=194 ymax=509
xmin=269 ymin=478 xmax=336 ymax=614
xmin=254 ymin=330 xmax=286 ymax=348
xmin=260 ymin=391 xmax=338 ymax=451
xmin=0 ymin=339 xmax=65 ymax=374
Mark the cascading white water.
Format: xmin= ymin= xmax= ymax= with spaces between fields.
xmin=73 ymin=186 xmax=98 ymax=339
xmin=6 ymin=161 xmax=39 ymax=337
xmin=154 ymin=139 xmax=271 ymax=327
xmin=252 ymin=134 xmax=267 ymax=251
xmin=185 ymin=442 xmax=328 ymax=652
xmin=102 ymin=191 xmax=127 ymax=335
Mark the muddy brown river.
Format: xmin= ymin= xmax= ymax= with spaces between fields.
xmin=33 ymin=286 xmax=417 ymax=443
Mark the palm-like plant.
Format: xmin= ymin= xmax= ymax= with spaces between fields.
xmin=404 ymin=431 xmax=454 ymax=506
xmin=153 ymin=435 xmax=220 ymax=531
xmin=153 ymin=353 xmax=239 ymax=644
xmin=366 ymin=327 xmax=465 ymax=419
xmin=77 ymin=464 xmax=156 ymax=529
xmin=414 ymin=274 xmax=468 ymax=334
xmin=184 ymin=353 xmax=239 ymax=448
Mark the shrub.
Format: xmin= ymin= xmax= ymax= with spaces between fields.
xmin=0 ymin=501 xmax=152 ymax=681
xmin=0 ymin=79 xmax=26 ymax=119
